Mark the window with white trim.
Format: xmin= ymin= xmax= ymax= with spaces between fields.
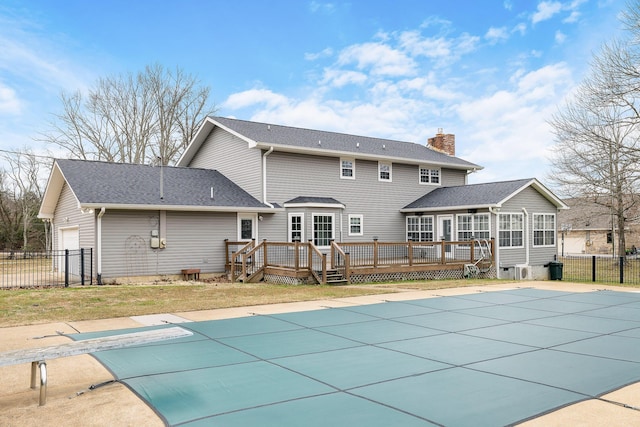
xmin=406 ymin=215 xmax=434 ymax=242
xmin=348 ymin=214 xmax=363 ymax=236
xmin=456 ymin=213 xmax=489 ymax=241
xmin=419 ymin=166 xmax=440 ymax=184
xmin=288 ymin=213 xmax=304 ymax=242
xmin=533 ymin=213 xmax=556 ymax=246
xmin=378 ymin=162 xmax=392 ymax=182
xmin=313 ymin=213 xmax=334 ymax=247
xmin=499 ymin=213 xmax=523 ymax=247
xmin=340 ymin=158 xmax=355 ymax=179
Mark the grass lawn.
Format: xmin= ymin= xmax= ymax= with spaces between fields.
xmin=0 ymin=279 xmax=504 ymax=327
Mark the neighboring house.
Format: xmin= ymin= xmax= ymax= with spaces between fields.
xmin=557 ymin=198 xmax=640 ymax=256
xmin=39 ymin=116 xmax=568 ymax=282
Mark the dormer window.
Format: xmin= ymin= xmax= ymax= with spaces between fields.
xmin=378 ymin=162 xmax=392 ymax=182
xmin=341 ymin=158 xmax=355 ymax=179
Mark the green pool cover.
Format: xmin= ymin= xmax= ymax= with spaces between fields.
xmin=72 ymin=289 xmax=640 ymax=426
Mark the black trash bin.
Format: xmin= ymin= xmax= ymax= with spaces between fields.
xmin=549 ymin=261 xmax=563 ymax=280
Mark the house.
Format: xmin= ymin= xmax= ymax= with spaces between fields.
xmin=38 ymin=116 xmax=568 ymax=283
xmin=557 ymin=197 xmax=640 ymax=256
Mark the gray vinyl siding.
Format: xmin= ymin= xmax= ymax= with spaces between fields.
xmin=263 ymin=151 xmax=463 ymax=242
xmin=439 ymin=168 xmax=467 ymax=186
xmin=53 ymin=182 xmax=95 ymax=251
xmin=187 ymin=127 xmax=263 ymax=201
xmin=500 ymin=186 xmax=558 ymax=267
xmin=100 ymin=210 xmax=235 ymax=278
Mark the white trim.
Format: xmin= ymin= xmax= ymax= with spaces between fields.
xmin=340 ymin=157 xmax=355 ymax=180
xmin=405 ymin=215 xmax=434 ymax=242
xmin=455 ymin=213 xmax=491 ymax=240
xmin=288 ymin=212 xmax=305 ymax=242
xmin=312 ymin=212 xmax=335 ymax=248
xmin=378 ymin=161 xmax=392 ymax=182
xmin=283 ymin=202 xmax=345 ymax=209
xmin=437 ymin=215 xmax=454 ymax=241
xmin=254 ymin=142 xmax=479 ymax=171
xmin=418 ymin=166 xmax=441 ymax=186
xmin=237 ymin=213 xmax=258 ymax=241
xmin=498 ymin=213 xmax=524 ymax=249
xmin=532 ymin=212 xmax=557 ymax=247
xmin=348 ymin=214 xmax=364 ymax=236
xmin=77 ymin=203 xmax=280 ymax=213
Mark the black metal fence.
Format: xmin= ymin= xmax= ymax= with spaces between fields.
xmin=559 ymin=255 xmax=640 ymax=285
xmin=0 ymin=248 xmax=93 ymax=289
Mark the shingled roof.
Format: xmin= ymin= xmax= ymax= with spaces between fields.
xmin=402 ymin=178 xmax=568 ymax=212
xmin=178 ymin=116 xmax=481 ymax=171
xmin=39 ymin=159 xmax=272 ymax=217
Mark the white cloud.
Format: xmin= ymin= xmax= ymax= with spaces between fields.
xmin=223 ymin=88 xmax=290 ymax=110
xmin=304 ymin=47 xmax=334 ymax=61
xmin=338 ymin=42 xmax=417 ymax=76
xmin=485 ymin=26 xmax=510 ymax=44
xmin=0 ymin=82 xmax=22 ymax=114
xmin=532 ymin=1 xmax=563 ymax=24
xmin=513 ymin=23 xmax=527 ymax=36
xmin=309 ymin=1 xmax=336 ymax=14
xmin=555 ymin=30 xmax=567 ymax=43
xmin=456 ymin=63 xmax=574 ymax=175
xmin=321 ymin=69 xmax=368 ymax=87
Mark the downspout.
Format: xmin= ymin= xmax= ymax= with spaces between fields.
xmin=97 ymin=207 xmax=106 ymax=285
xmin=262 ymin=147 xmax=274 ymax=208
xmin=522 ymin=207 xmax=530 ymax=265
xmin=488 ymin=207 xmax=500 ymax=278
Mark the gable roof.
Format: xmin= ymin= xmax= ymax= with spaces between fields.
xmin=402 ymin=178 xmax=569 ymax=212
xmin=39 ymin=159 xmax=273 ymax=218
xmin=178 ymin=116 xmax=481 ymax=171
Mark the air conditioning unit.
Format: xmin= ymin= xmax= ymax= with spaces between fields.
xmin=515 ymin=264 xmax=532 ymax=280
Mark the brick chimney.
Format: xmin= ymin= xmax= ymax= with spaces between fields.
xmin=427 ymin=128 xmax=455 ymax=156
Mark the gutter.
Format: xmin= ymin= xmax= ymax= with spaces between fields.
xmin=97 ymin=207 xmax=106 ymax=285
xmin=262 ymin=147 xmax=274 ymax=208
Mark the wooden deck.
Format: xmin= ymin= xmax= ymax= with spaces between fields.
xmin=225 ymin=239 xmax=495 ymax=284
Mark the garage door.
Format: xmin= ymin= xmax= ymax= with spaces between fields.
xmin=563 ymin=237 xmax=584 ymax=255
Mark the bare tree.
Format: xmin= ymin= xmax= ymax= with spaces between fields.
xmin=41 ymin=64 xmax=215 ymax=165
xmin=1 ymin=150 xmax=49 ymax=251
xmin=549 ymin=2 xmax=640 ymax=256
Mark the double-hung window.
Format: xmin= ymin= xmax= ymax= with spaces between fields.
xmin=499 ymin=213 xmax=523 ymax=247
xmin=419 ymin=166 xmax=440 ymax=184
xmin=378 ymin=162 xmax=392 ymax=182
xmin=456 ymin=214 xmax=489 ymax=241
xmin=348 ymin=214 xmax=363 ymax=236
xmin=406 ymin=216 xmax=434 ymax=242
xmin=288 ymin=213 xmax=304 ymax=242
xmin=340 ymin=158 xmax=355 ymax=179
xmin=533 ymin=213 xmax=556 ymax=246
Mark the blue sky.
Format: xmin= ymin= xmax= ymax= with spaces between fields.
xmin=0 ymin=0 xmax=627 ymax=185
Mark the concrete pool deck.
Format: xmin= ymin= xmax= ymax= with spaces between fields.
xmin=2 ymin=281 xmax=640 ymax=426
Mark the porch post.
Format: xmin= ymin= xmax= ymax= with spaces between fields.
xmin=440 ymin=240 xmax=446 ymax=264
xmin=373 ymin=238 xmax=379 ymax=268
xmin=322 ymin=254 xmax=327 ymax=284
xmin=470 ymin=240 xmax=475 ymax=263
xmin=263 ymin=239 xmax=268 ymax=266
xmin=408 ymin=240 xmax=413 ymax=266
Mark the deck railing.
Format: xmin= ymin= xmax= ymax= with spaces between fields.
xmin=226 ymin=238 xmax=494 ymax=284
